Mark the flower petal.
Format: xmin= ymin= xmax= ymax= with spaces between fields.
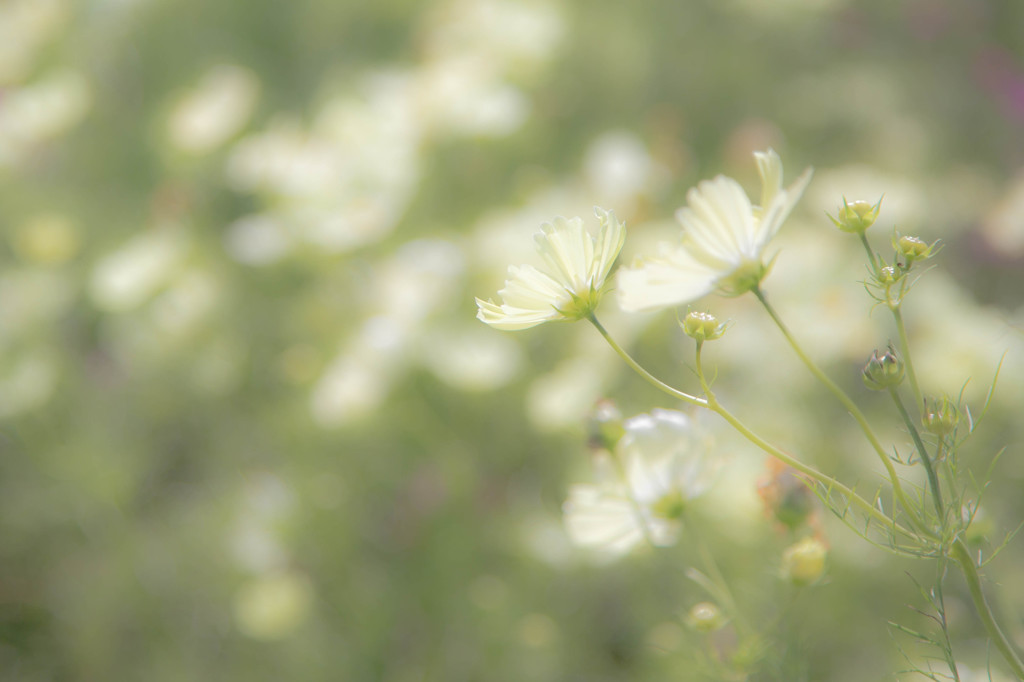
xmin=754 ymin=165 xmax=813 ymax=249
xmin=535 ymin=216 xmax=592 ymax=292
xmin=616 ymin=245 xmax=720 ymax=312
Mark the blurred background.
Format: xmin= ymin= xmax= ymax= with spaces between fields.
xmin=2 ymin=0 xmax=1024 ymax=679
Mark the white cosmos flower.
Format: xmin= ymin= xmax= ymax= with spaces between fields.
xmin=476 ymin=207 xmax=625 ymax=330
xmin=564 ymin=409 xmax=719 ymax=557
xmin=617 ymin=149 xmax=812 ymax=312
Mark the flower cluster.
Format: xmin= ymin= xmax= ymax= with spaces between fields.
xmin=476 ymin=149 xmax=811 ymax=329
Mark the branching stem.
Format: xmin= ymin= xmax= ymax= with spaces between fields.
xmin=752 ymin=286 xmax=927 ymax=533
xmin=589 ymin=315 xmax=913 ymax=538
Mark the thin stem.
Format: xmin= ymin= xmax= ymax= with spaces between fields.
xmin=690 ymin=345 xmax=910 ymax=537
xmin=685 ymin=517 xmax=753 ymax=638
xmin=952 ymin=538 xmax=1024 ymax=679
xmin=588 ymin=315 xmax=706 ymax=409
xmin=589 ymin=315 xmax=920 ymax=540
xmin=892 ymin=306 xmax=924 ymax=414
xmin=859 ymin=232 xmax=879 ymax=272
xmin=752 ymin=286 xmax=927 ymax=532
xmin=889 ymin=388 xmax=943 ymax=520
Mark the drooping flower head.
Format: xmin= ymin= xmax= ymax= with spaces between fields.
xmin=476 ymin=207 xmax=626 ymax=330
xmin=617 ymin=149 xmax=812 ymax=312
xmin=564 ymin=409 xmax=719 ymax=556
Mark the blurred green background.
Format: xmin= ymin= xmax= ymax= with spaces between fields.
xmin=2 ymin=0 xmax=1024 ymax=679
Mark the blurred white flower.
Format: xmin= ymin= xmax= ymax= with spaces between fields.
xmin=0 ymin=70 xmax=91 ymax=166
xmin=476 ymin=207 xmax=625 ymax=330
xmin=168 ymin=64 xmax=259 ymax=154
xmin=90 ymin=227 xmax=188 ymax=312
xmin=584 ymin=131 xmax=664 ymax=214
xmin=564 ymin=409 xmax=718 ymax=557
xmin=418 ymin=325 xmax=523 ymax=392
xmin=617 ymin=149 xmax=811 ymax=312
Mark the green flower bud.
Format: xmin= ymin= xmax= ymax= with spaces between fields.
xmin=781 ymin=537 xmax=828 ymax=586
xmin=893 ymin=233 xmax=938 ymax=264
xmin=923 ymin=395 xmax=959 ymax=436
xmin=686 ymin=601 xmax=726 ymax=633
xmin=862 ymin=345 xmax=904 ymax=391
xmin=878 ymin=265 xmax=901 ymax=285
xmin=828 ymin=197 xmax=882 ymax=234
xmin=587 ymin=399 xmax=625 ymax=452
xmin=682 ymin=311 xmax=727 ymax=342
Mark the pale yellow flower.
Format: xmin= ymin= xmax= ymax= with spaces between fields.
xmin=476 ymin=207 xmax=625 ymax=330
xmin=617 ymin=149 xmax=812 ymax=312
xmin=564 ymin=409 xmax=718 ymax=556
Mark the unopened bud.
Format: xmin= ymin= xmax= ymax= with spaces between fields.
xmin=923 ymin=395 xmax=959 ymax=436
xmin=893 ymin=234 xmax=938 ymax=264
xmin=781 ymin=537 xmax=827 ymax=586
xmin=757 ymin=460 xmax=815 ymax=530
xmin=829 ymin=197 xmax=882 ymax=234
xmin=878 ymin=265 xmax=901 ymax=285
xmin=686 ymin=601 xmax=726 ymax=633
xmin=682 ymin=311 xmax=727 ymax=342
xmin=862 ymin=345 xmax=904 ymax=391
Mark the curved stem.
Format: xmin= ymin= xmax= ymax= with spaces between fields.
xmin=752 ymin=286 xmax=927 ymax=532
xmin=589 ymin=315 xmax=913 ymax=538
xmin=952 ymin=538 xmax=1024 ymax=679
xmin=587 ymin=315 xmax=706 ymax=409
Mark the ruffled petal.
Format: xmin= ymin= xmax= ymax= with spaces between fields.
xmin=475 ymin=297 xmax=558 ymax=330
xmin=535 ymin=216 xmax=592 ymax=292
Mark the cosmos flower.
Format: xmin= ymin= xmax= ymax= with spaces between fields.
xmin=476 ymin=207 xmax=625 ymax=330
xmin=564 ymin=409 xmax=718 ymax=556
xmin=617 ymin=149 xmax=812 ymax=312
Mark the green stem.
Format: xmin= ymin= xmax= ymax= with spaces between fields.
xmin=692 ymin=344 xmax=911 ymax=537
xmin=589 ymin=315 xmax=913 ymax=538
xmin=952 ymin=539 xmax=1024 ymax=679
xmin=587 ymin=315 xmax=705 ymax=409
xmin=859 ymin=232 xmax=879 ymax=272
xmin=752 ymin=287 xmax=927 ymax=532
xmin=685 ymin=517 xmax=753 ymax=638
xmin=891 ymin=306 xmax=924 ymax=414
xmin=889 ymin=388 xmax=943 ymax=520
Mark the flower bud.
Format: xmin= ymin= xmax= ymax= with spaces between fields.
xmin=828 ymin=197 xmax=881 ymax=234
xmin=682 ymin=311 xmax=727 ymax=342
xmin=686 ymin=601 xmax=726 ymax=633
xmin=586 ymin=399 xmax=625 ymax=452
xmin=877 ymin=265 xmax=901 ymax=286
xmin=780 ymin=537 xmax=827 ymax=586
xmin=893 ymin=234 xmax=938 ymax=264
xmin=923 ymin=395 xmax=959 ymax=436
xmin=862 ymin=345 xmax=904 ymax=391
xmin=757 ymin=460 xmax=815 ymax=530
